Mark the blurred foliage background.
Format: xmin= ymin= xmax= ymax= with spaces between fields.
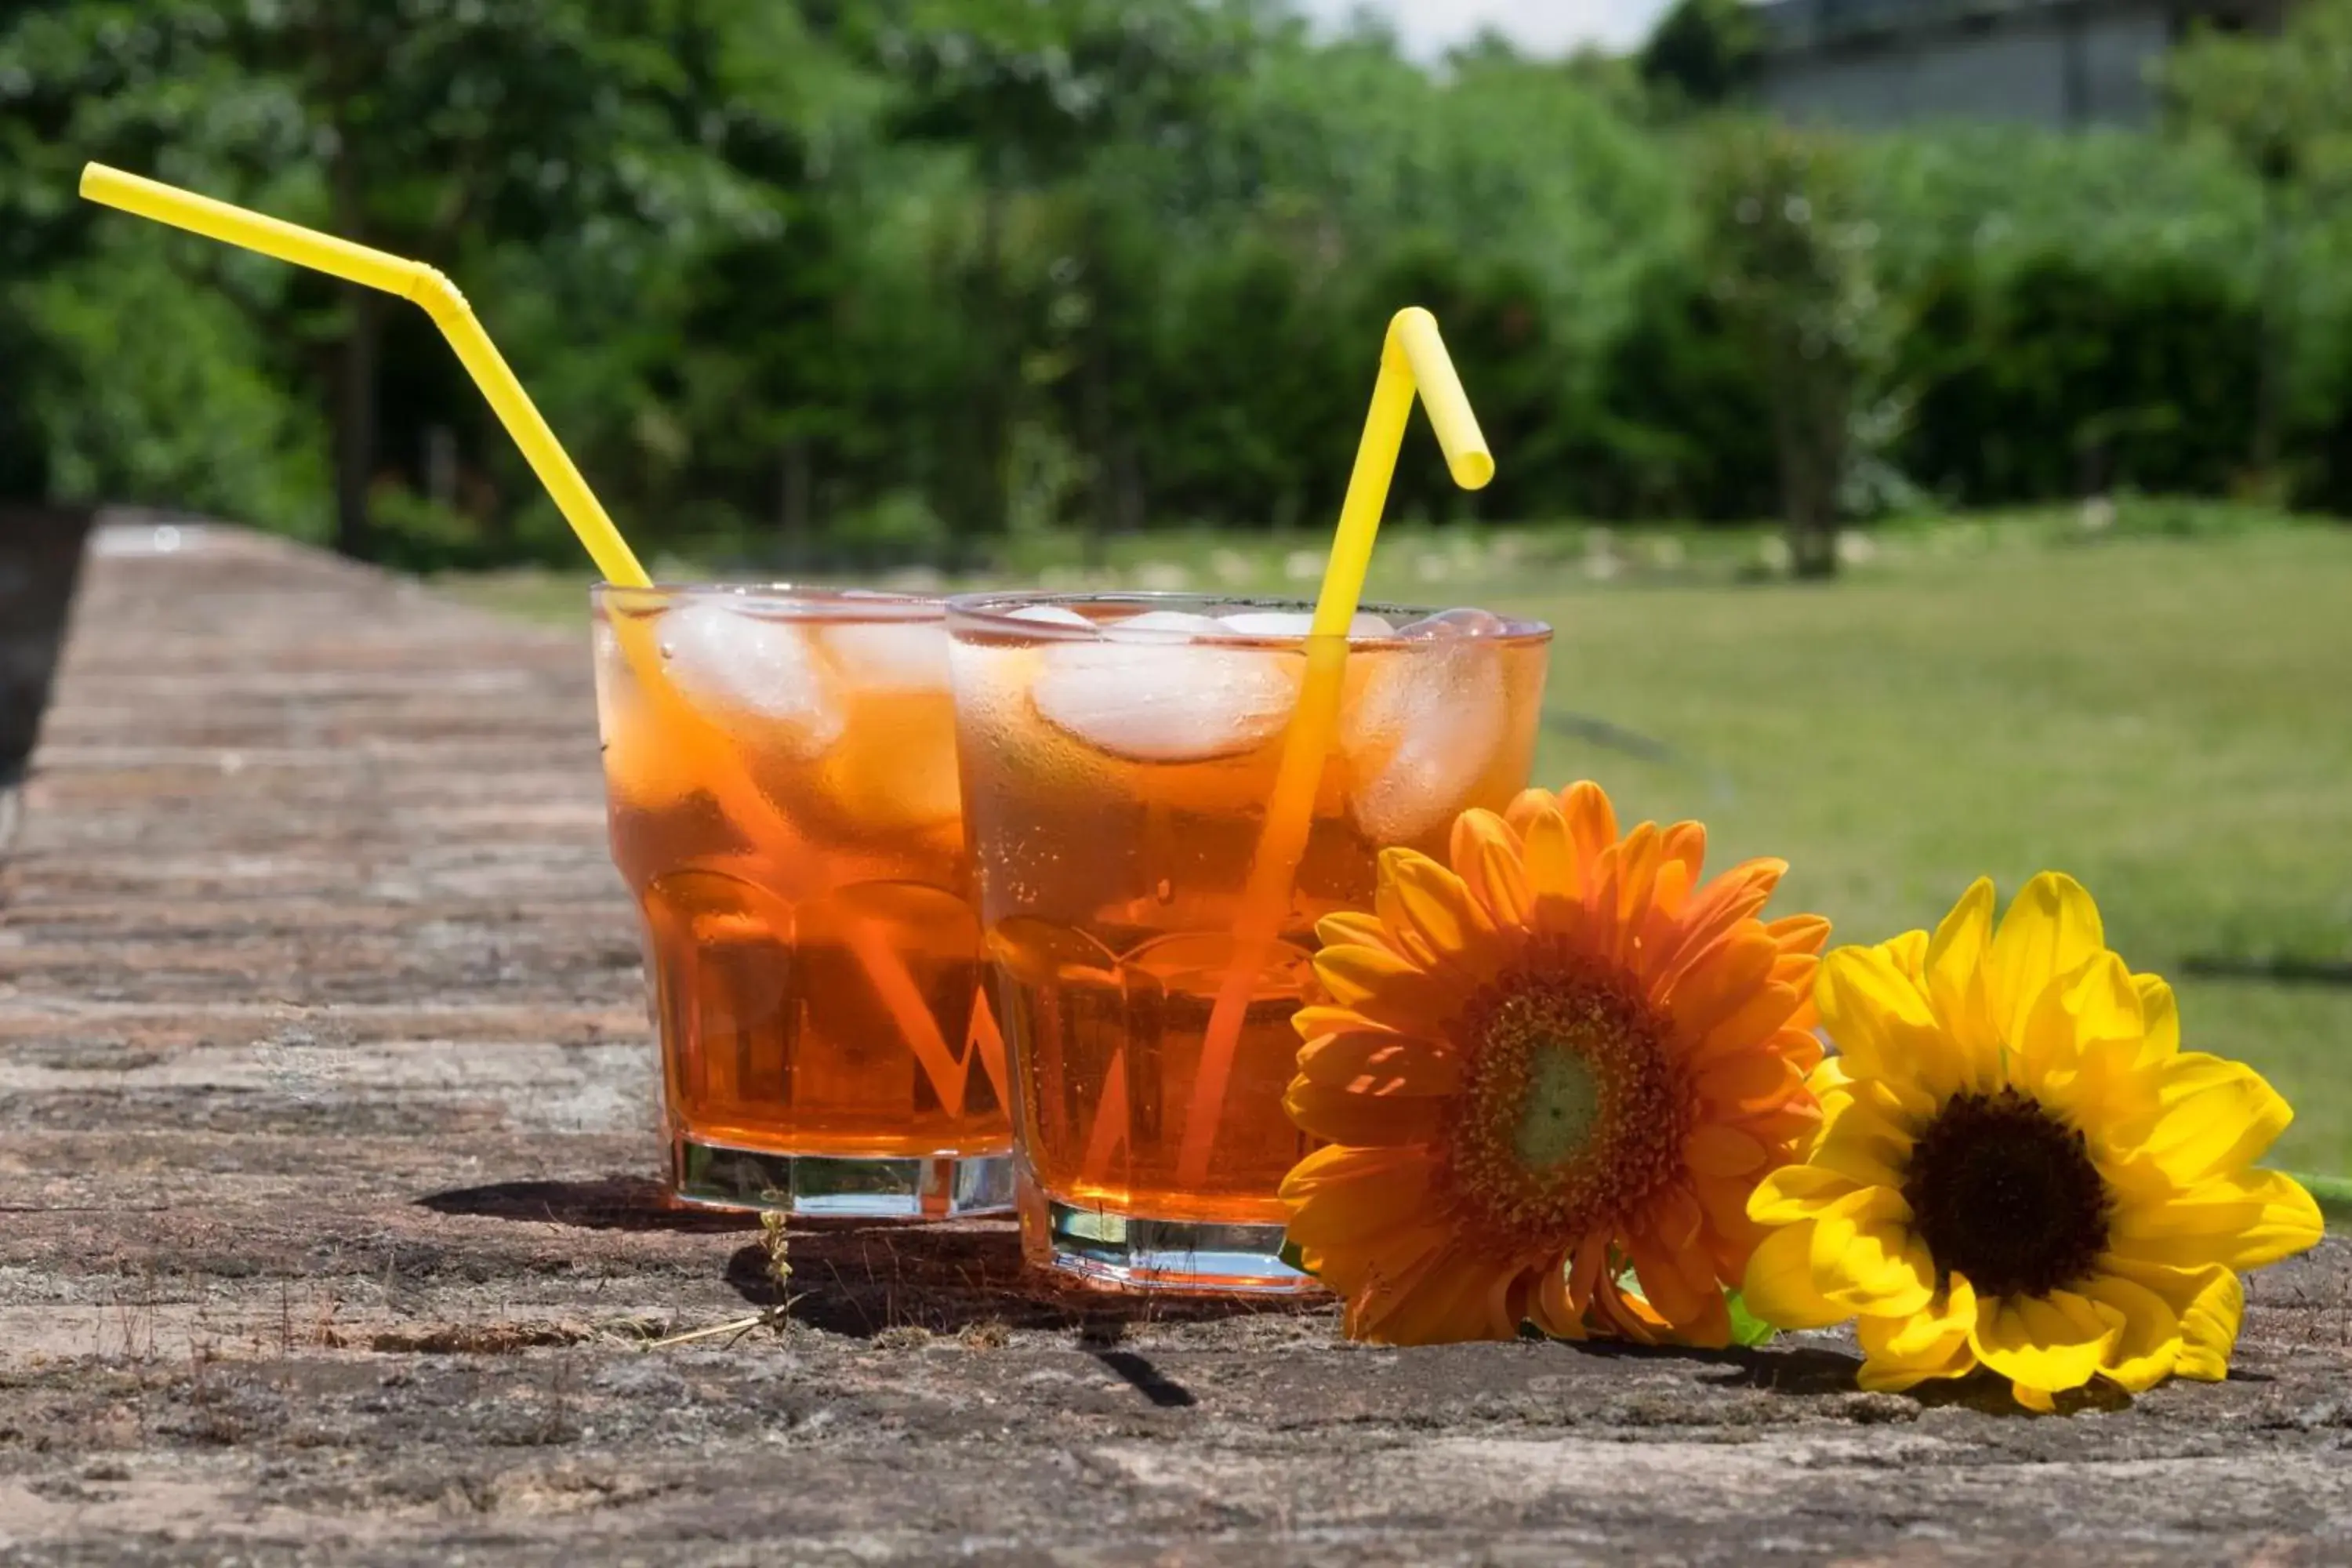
xmin=6 ymin=0 xmax=2352 ymax=572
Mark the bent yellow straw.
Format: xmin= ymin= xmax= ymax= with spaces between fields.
xmin=77 ymin=165 xmax=975 ymax=1108
xmin=78 ymin=162 xmax=648 ymax=589
xmin=1172 ymin=307 xmax=1492 ymax=1188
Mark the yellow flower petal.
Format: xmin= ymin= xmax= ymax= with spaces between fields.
xmin=2009 ymin=951 xmax=2143 ymax=1106
xmin=1969 ymin=1288 xmax=2121 ymax=1399
xmin=1742 ymin=1219 xmax=1849 ymax=1330
xmin=2134 ymin=974 xmax=2180 ymax=1064
xmin=2105 ymin=1257 xmax=2244 ymax=1382
xmin=1748 ymin=1163 xmax=1864 ymax=1225
xmin=1922 ymin=877 xmax=2000 ymax=1073
xmin=2129 ymin=1052 xmax=2294 ymax=1187
xmin=1984 ymin=872 xmax=2107 ymax=1053
xmin=2079 ymin=1269 xmax=2183 ymax=1392
xmin=2109 ymin=1167 xmax=2324 ymax=1272
xmin=1856 ymin=1272 xmax=1979 ymax=1391
xmin=1882 ymin=927 xmax=1929 ymax=982
xmin=1806 ymin=1100 xmax=1914 ymax=1192
xmin=1809 ymin=1187 xmax=1933 ymax=1317
xmin=1817 ymin=944 xmax=1972 ymax=1097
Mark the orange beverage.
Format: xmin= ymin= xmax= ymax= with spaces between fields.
xmin=591 ymin=586 xmax=1011 ymax=1216
xmin=947 ymin=594 xmax=1550 ymax=1289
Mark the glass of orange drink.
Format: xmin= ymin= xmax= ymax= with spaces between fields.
xmin=592 ymin=585 xmax=1011 ymax=1216
xmin=946 ymin=594 xmax=1551 ymax=1290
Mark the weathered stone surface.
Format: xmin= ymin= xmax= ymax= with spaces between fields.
xmin=2 ymin=525 xmax=2347 ymax=1566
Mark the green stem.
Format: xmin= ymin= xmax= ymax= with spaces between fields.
xmin=2287 ymin=1171 xmax=2352 ymax=1230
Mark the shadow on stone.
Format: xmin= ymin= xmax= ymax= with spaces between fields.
xmin=724 ymin=1223 xmax=1331 ymax=1340
xmin=417 ymin=1176 xmax=759 ymax=1234
xmin=0 ymin=506 xmax=93 ymax=826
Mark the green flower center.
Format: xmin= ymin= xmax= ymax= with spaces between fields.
xmin=1515 ymin=1044 xmax=1602 ymax=1170
xmin=1902 ymin=1087 xmax=2113 ymax=1301
xmin=1445 ymin=959 xmax=1689 ymax=1250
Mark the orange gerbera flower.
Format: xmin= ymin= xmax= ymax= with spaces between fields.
xmin=1280 ymin=781 xmax=1829 ymax=1345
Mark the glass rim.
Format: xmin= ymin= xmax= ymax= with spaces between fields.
xmin=592 ymin=581 xmax=944 ymax=622
xmin=943 ymin=590 xmax=1551 ymax=648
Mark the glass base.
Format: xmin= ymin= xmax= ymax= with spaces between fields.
xmin=1035 ymin=1198 xmax=1321 ymax=1295
xmin=670 ymin=1136 xmax=1014 ymax=1218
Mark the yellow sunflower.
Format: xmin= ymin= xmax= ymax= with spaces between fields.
xmin=1280 ymin=780 xmax=1830 ymax=1345
xmin=1744 ymin=873 xmax=2325 ymax=1410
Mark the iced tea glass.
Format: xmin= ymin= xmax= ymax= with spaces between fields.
xmin=593 ymin=585 xmax=1012 ymax=1216
xmin=947 ymin=593 xmax=1551 ymax=1290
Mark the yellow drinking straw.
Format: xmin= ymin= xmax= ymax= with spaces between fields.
xmin=78 ymin=165 xmax=978 ymax=1112
xmin=78 ymin=163 xmax=648 ymax=590
xmin=1172 ymin=307 xmax=1492 ymax=1188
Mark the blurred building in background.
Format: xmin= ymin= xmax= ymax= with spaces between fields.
xmin=1754 ymin=0 xmax=2285 ymax=127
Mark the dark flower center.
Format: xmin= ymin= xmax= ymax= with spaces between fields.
xmin=1901 ymin=1087 xmax=2111 ymax=1301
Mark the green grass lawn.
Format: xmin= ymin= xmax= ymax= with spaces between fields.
xmin=451 ymin=510 xmax=2352 ymax=1174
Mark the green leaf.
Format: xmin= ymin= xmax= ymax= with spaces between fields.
xmin=1724 ymin=1288 xmax=1780 ymax=1348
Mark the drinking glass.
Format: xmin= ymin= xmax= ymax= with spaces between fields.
xmin=593 ymin=585 xmax=1012 ymax=1216
xmin=947 ymin=593 xmax=1551 ymax=1289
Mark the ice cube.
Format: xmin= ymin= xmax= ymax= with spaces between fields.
xmin=658 ymin=601 xmax=844 ymax=759
xmin=1103 ymin=609 xmax=1228 ymax=641
xmin=1345 ymin=637 xmax=1510 ymax=844
xmin=1397 ymin=607 xmax=1512 ymax=639
xmin=1218 ymin=609 xmax=1396 ymax=640
xmin=1031 ymin=641 xmax=1299 ymax=763
xmin=819 ymin=620 xmax=952 ymax=691
xmin=1007 ymin=604 xmax=1097 ymax=630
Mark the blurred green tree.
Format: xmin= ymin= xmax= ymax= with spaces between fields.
xmin=1639 ymin=0 xmax=1762 ymax=111
xmin=1694 ymin=124 xmax=1888 ymax=577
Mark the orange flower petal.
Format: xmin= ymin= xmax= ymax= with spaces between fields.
xmin=1315 ymin=909 xmax=1413 ymax=962
xmin=1310 ymin=942 xmax=1462 ymax=1030
xmin=1503 ymin=786 xmax=1561 ymax=837
xmin=1560 ymin=779 xmax=1620 ymax=863
xmin=1284 ymin=1078 xmax=1446 ymax=1145
xmin=1686 ymin=1123 xmax=1768 ymax=1178
xmin=1663 ymin=819 xmax=1708 ymax=878
xmin=1377 ymin=848 xmax=1498 ymax=975
xmin=1283 ymin=1156 xmax=1437 ymax=1250
xmin=1697 ymin=1052 xmax=1806 ymax=1116
xmin=1279 ymin=1141 xmax=1427 ymax=1200
xmin=1666 ymin=930 xmax=1780 ymax=1040
xmin=1693 ymin=982 xmax=1807 ymax=1066
xmin=1765 ymin=912 xmax=1832 ymax=958
xmin=1654 ymin=859 xmax=1789 ymax=982
xmin=1294 ymin=1030 xmax=1460 ymax=1094
xmin=1450 ymin=808 xmax=1533 ymax=930
xmin=1290 ymin=1002 xmax=1397 ymax=1041
xmin=1516 ymin=801 xmax=1579 ymax=912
